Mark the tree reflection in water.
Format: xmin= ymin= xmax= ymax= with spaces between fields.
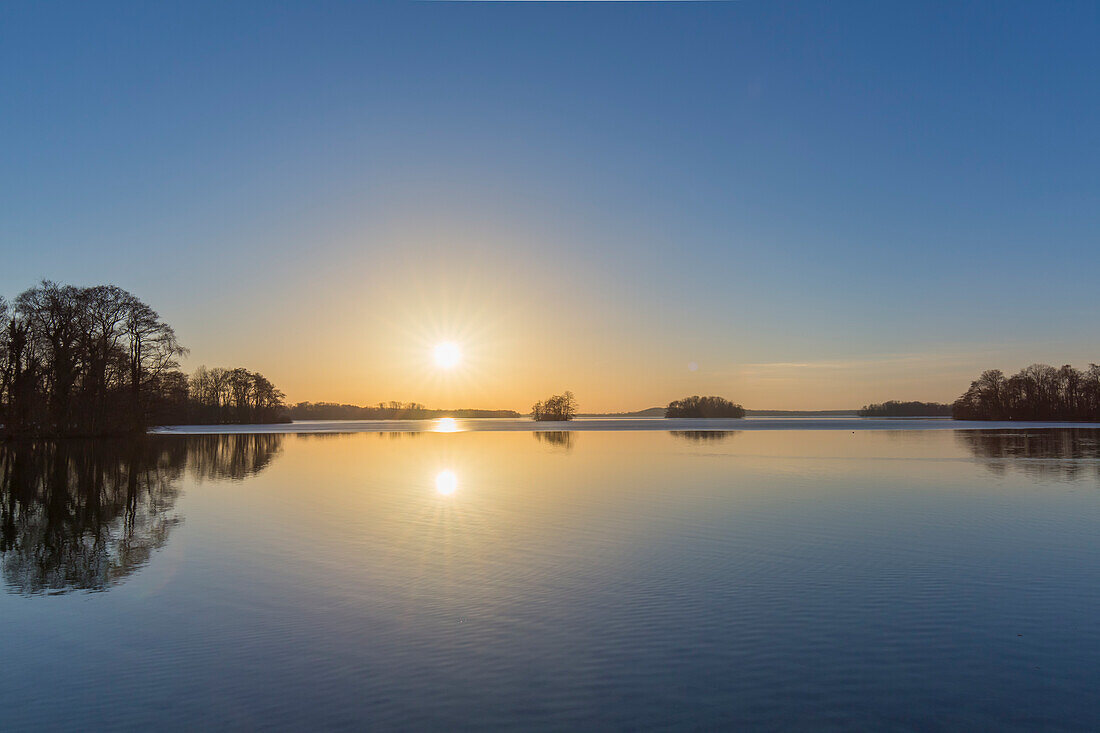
xmin=185 ymin=434 xmax=284 ymax=481
xmin=669 ymin=431 xmax=738 ymax=443
xmin=957 ymin=429 xmax=1100 ymax=481
xmin=0 ymin=435 xmax=283 ymax=595
xmin=533 ymin=431 xmax=575 ymax=451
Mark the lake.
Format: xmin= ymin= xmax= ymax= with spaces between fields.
xmin=3 ymin=423 xmax=1100 ymax=730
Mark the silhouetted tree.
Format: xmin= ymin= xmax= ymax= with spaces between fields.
xmin=180 ymin=365 xmax=288 ymax=425
xmin=532 ymin=391 xmax=577 ymax=421
xmin=0 ymin=281 xmax=289 ymax=436
xmin=953 ymin=363 xmax=1100 ymax=421
xmin=665 ymin=395 xmax=745 ymax=418
xmin=0 ymin=281 xmax=186 ymax=437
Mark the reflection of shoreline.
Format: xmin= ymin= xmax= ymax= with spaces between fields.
xmin=957 ymin=429 xmax=1100 ymax=480
xmin=0 ymin=435 xmax=284 ymax=595
xmin=669 ymin=431 xmax=739 ymax=443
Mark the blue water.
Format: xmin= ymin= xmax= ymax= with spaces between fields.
xmin=2 ymin=427 xmax=1100 ymax=730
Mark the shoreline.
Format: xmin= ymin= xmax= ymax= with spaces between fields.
xmin=148 ymin=417 xmax=1100 ymax=435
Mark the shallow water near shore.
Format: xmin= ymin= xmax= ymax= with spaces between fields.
xmin=3 ymin=428 xmax=1100 ymax=730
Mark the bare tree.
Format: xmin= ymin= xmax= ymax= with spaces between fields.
xmin=953 ymin=362 xmax=1100 ymax=421
xmin=532 ymin=391 xmax=577 ymax=421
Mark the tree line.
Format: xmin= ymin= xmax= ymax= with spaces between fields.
xmin=952 ymin=363 xmax=1100 ymax=421
xmin=0 ymin=281 xmax=287 ymax=438
xmin=858 ymin=401 xmax=953 ymax=417
xmin=290 ymin=402 xmax=520 ymax=420
xmin=183 ymin=365 xmax=287 ymax=425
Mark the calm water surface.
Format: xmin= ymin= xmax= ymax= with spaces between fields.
xmin=2 ymin=428 xmax=1100 ymax=730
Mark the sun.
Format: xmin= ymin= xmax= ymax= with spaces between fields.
xmin=433 ymin=341 xmax=461 ymax=369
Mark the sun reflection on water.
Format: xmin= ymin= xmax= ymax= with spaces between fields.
xmin=434 ymin=417 xmax=460 ymax=433
xmin=435 ymin=470 xmax=458 ymax=495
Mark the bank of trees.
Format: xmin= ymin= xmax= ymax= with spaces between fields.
xmin=0 ymin=281 xmax=287 ymax=437
xmin=859 ymin=401 xmax=953 ymax=417
xmin=532 ymin=392 xmax=577 ymax=421
xmin=665 ymin=395 xmax=745 ymax=418
xmin=0 ymin=281 xmax=187 ymax=436
xmin=185 ymin=366 xmax=287 ymax=424
xmin=952 ymin=363 xmax=1100 ymax=421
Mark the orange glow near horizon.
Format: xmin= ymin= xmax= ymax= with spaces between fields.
xmin=170 ymin=233 xmax=1015 ymax=412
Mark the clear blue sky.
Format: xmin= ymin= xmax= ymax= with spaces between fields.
xmin=2 ymin=1 xmax=1098 ymax=409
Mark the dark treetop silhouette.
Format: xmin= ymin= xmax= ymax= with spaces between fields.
xmin=0 ymin=281 xmax=287 ymax=438
xmin=952 ymin=363 xmax=1100 ymax=421
xmin=532 ymin=392 xmax=577 ymax=421
xmin=858 ymin=401 xmax=953 ymax=417
xmin=182 ymin=365 xmax=288 ymax=426
xmin=665 ymin=396 xmax=746 ymax=419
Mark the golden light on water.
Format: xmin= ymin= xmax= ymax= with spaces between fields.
xmin=433 ymin=341 xmax=461 ymax=369
xmin=435 ymin=469 xmax=458 ymax=495
xmin=434 ymin=417 xmax=459 ymax=432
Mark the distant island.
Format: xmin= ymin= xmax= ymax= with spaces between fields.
xmin=532 ymin=392 xmax=577 ymax=421
xmin=952 ymin=363 xmax=1100 ymax=421
xmin=291 ymin=402 xmax=521 ymax=420
xmin=858 ymin=401 xmax=953 ymax=417
xmin=578 ymin=407 xmax=667 ymax=418
xmin=580 ymin=408 xmax=860 ymax=417
xmin=665 ymin=396 xmax=746 ymax=419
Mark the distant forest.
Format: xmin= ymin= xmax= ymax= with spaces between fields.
xmin=666 ymin=396 xmax=745 ymax=418
xmin=0 ymin=281 xmax=287 ymax=438
xmin=858 ymin=401 xmax=953 ymax=417
xmin=291 ymin=402 xmax=521 ymax=420
xmin=952 ymin=363 xmax=1100 ymax=421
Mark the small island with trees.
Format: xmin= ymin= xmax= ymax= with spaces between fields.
xmin=532 ymin=392 xmax=577 ymax=421
xmin=665 ymin=395 xmax=745 ymax=418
